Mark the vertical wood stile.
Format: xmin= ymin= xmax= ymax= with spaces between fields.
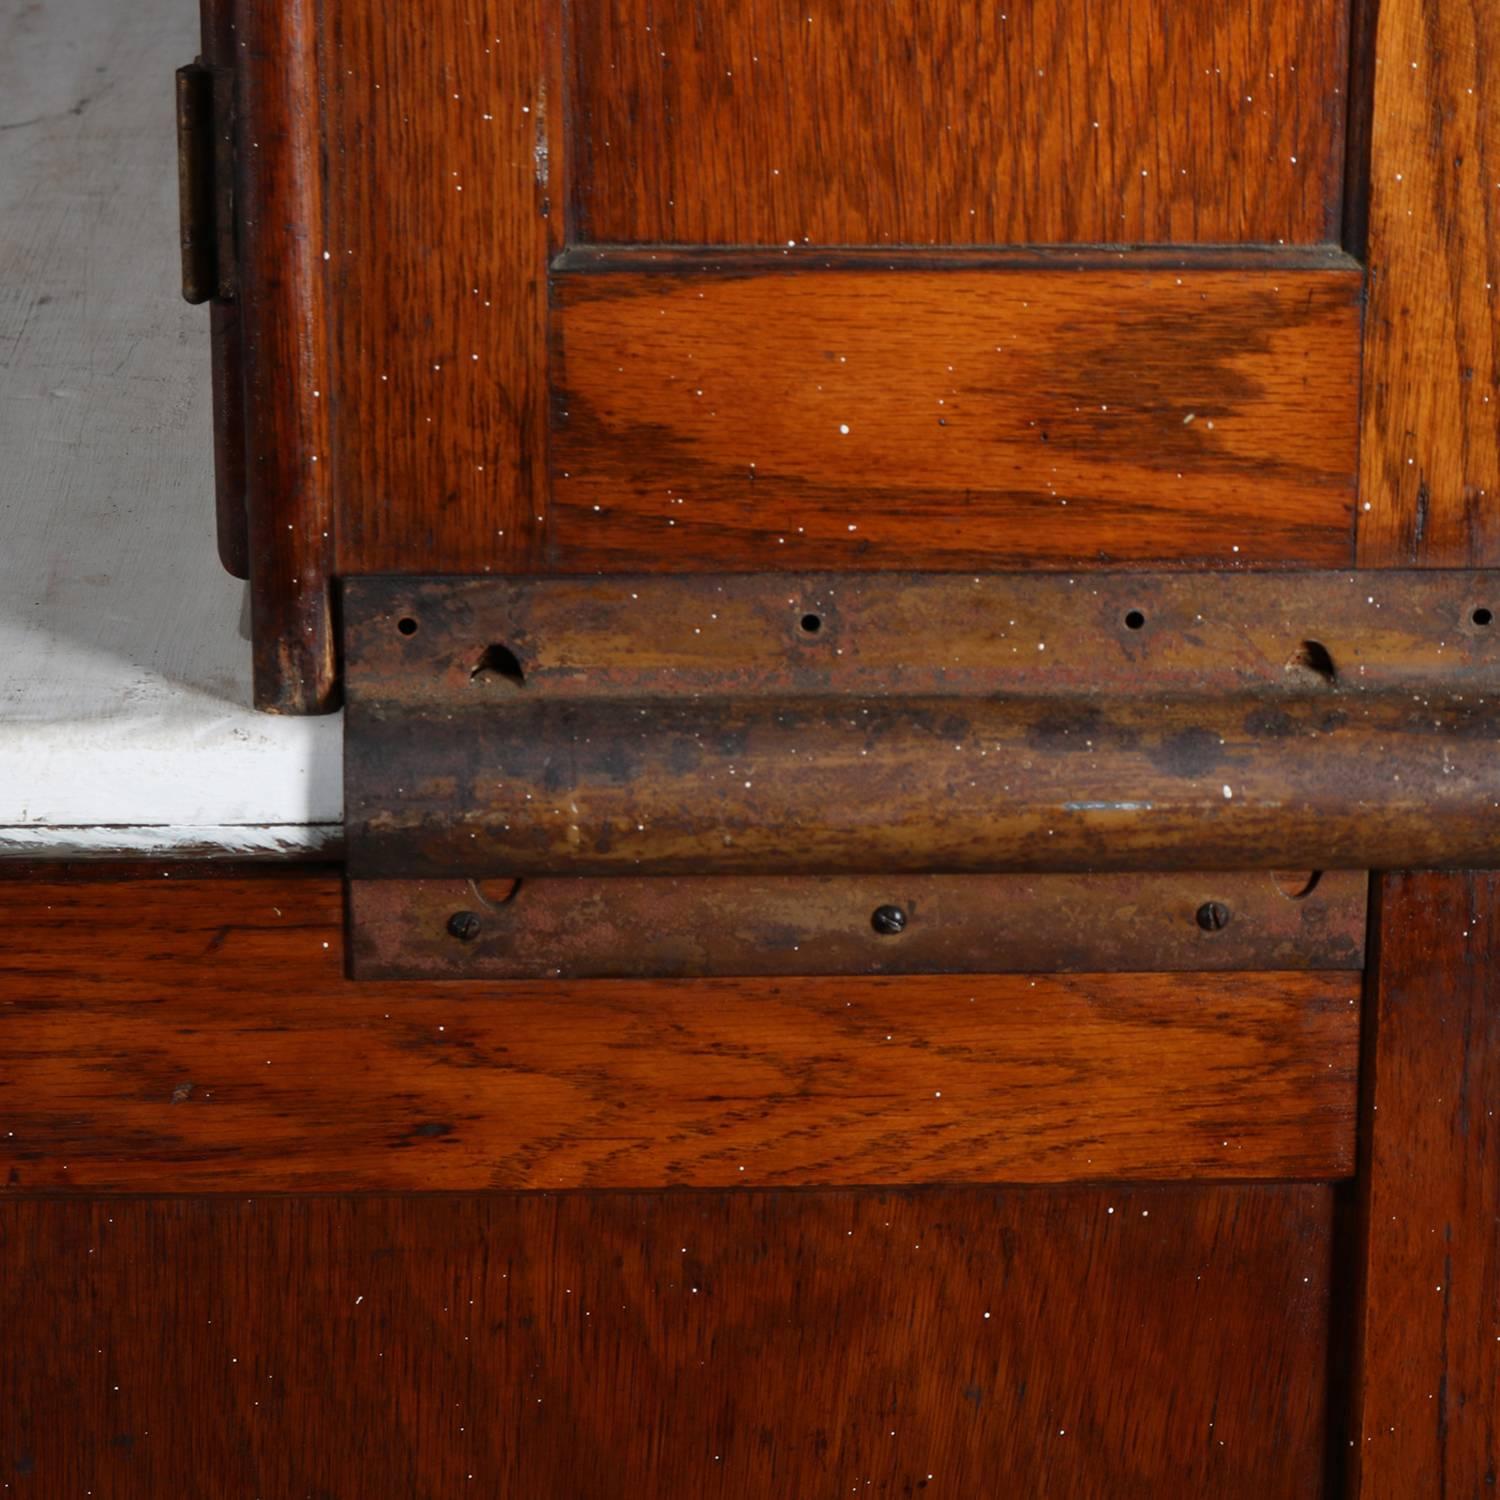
xmin=1351 ymin=0 xmax=1500 ymax=1489
xmin=234 ymin=0 xmax=337 ymax=712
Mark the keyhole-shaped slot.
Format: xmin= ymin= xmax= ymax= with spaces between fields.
xmin=471 ymin=644 xmax=525 ymax=686
xmin=1285 ymin=640 xmax=1336 ymax=685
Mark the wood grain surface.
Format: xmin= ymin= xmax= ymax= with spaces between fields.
xmin=567 ymin=0 xmax=1352 ymax=246
xmin=1350 ymin=42 xmax=1500 ymax=1467
xmin=1356 ymin=0 xmax=1500 ymax=566
xmin=0 ymin=874 xmax=1357 ymax=1192
xmin=233 ymin=3 xmax=1367 ymax=696
xmin=1351 ymin=873 xmax=1500 ymax=1497
xmin=322 ymin=0 xmax=559 ymax=581
xmin=0 ymin=1186 xmax=1337 ymax=1498
xmin=549 ymin=254 xmax=1362 ymax=570
xmin=234 ymin=0 xmax=336 ymax=711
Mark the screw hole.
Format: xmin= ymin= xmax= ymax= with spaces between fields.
xmin=800 ymin=613 xmax=824 ymax=635
xmin=1474 ymin=607 xmax=1493 ymax=627
xmin=471 ymin=878 xmax=522 ymax=909
xmin=397 ymin=617 xmax=419 ymax=636
xmin=1124 ymin=610 xmax=1146 ymax=631
xmin=471 ymin=643 xmax=526 ymax=687
xmin=1272 ymin=871 xmax=1323 ymax=901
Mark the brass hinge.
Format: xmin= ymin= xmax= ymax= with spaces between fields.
xmin=340 ymin=569 xmax=1500 ymax=979
xmin=175 ymin=61 xmax=237 ymax=305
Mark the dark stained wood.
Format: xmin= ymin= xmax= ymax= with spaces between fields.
xmin=0 ymin=1186 xmax=1338 ymax=1497
xmin=1349 ymin=5 xmax=1500 ymax=1483
xmin=1355 ymin=0 xmax=1500 ymax=567
xmin=0 ymin=874 xmax=1358 ymax=1193
xmin=1350 ymin=874 xmax=1500 ymax=1496
xmin=234 ymin=0 xmax=336 ymax=710
xmin=207 ymin=302 xmax=249 ymax=579
xmin=567 ymin=0 xmax=1352 ymax=246
xmin=549 ymin=255 xmax=1362 ymax=570
xmin=200 ymin=0 xmax=248 ymax=578
xmin=1339 ymin=0 xmax=1381 ymax=259
xmin=194 ymin=0 xmax=240 ymax=304
xmin=321 ymin=0 xmax=560 ymax=579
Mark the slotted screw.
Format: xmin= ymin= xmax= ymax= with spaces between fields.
xmin=1196 ymin=901 xmax=1232 ymax=933
xmin=447 ymin=910 xmax=483 ymax=943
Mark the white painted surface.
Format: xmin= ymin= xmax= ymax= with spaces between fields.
xmin=0 ymin=0 xmax=341 ymax=853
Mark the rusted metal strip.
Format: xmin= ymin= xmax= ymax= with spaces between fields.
xmin=344 ymin=571 xmax=1500 ymax=878
xmin=347 ymin=870 xmax=1367 ymax=980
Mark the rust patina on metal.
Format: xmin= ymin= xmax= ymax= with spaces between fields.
xmin=344 ymin=571 xmax=1500 ymax=878
xmin=347 ymin=870 xmax=1366 ymax=980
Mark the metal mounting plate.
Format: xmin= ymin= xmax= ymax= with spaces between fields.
xmin=347 ymin=870 xmax=1366 ymax=980
xmin=344 ymin=570 xmax=1500 ymax=879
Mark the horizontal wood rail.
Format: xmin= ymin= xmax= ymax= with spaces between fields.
xmin=0 ymin=872 xmax=1357 ymax=1191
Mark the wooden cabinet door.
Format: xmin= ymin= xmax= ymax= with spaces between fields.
xmin=226 ymin=0 xmax=1371 ymax=713
xmin=7 ymin=0 xmax=1497 ymax=1494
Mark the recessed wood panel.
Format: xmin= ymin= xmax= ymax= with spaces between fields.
xmin=549 ymin=252 xmax=1362 ymax=570
xmin=239 ymin=4 xmax=1363 ymax=707
xmin=0 ymin=1186 xmax=1337 ymax=1497
xmin=567 ymin=0 xmax=1352 ymax=246
xmin=0 ymin=875 xmax=1357 ymax=1192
